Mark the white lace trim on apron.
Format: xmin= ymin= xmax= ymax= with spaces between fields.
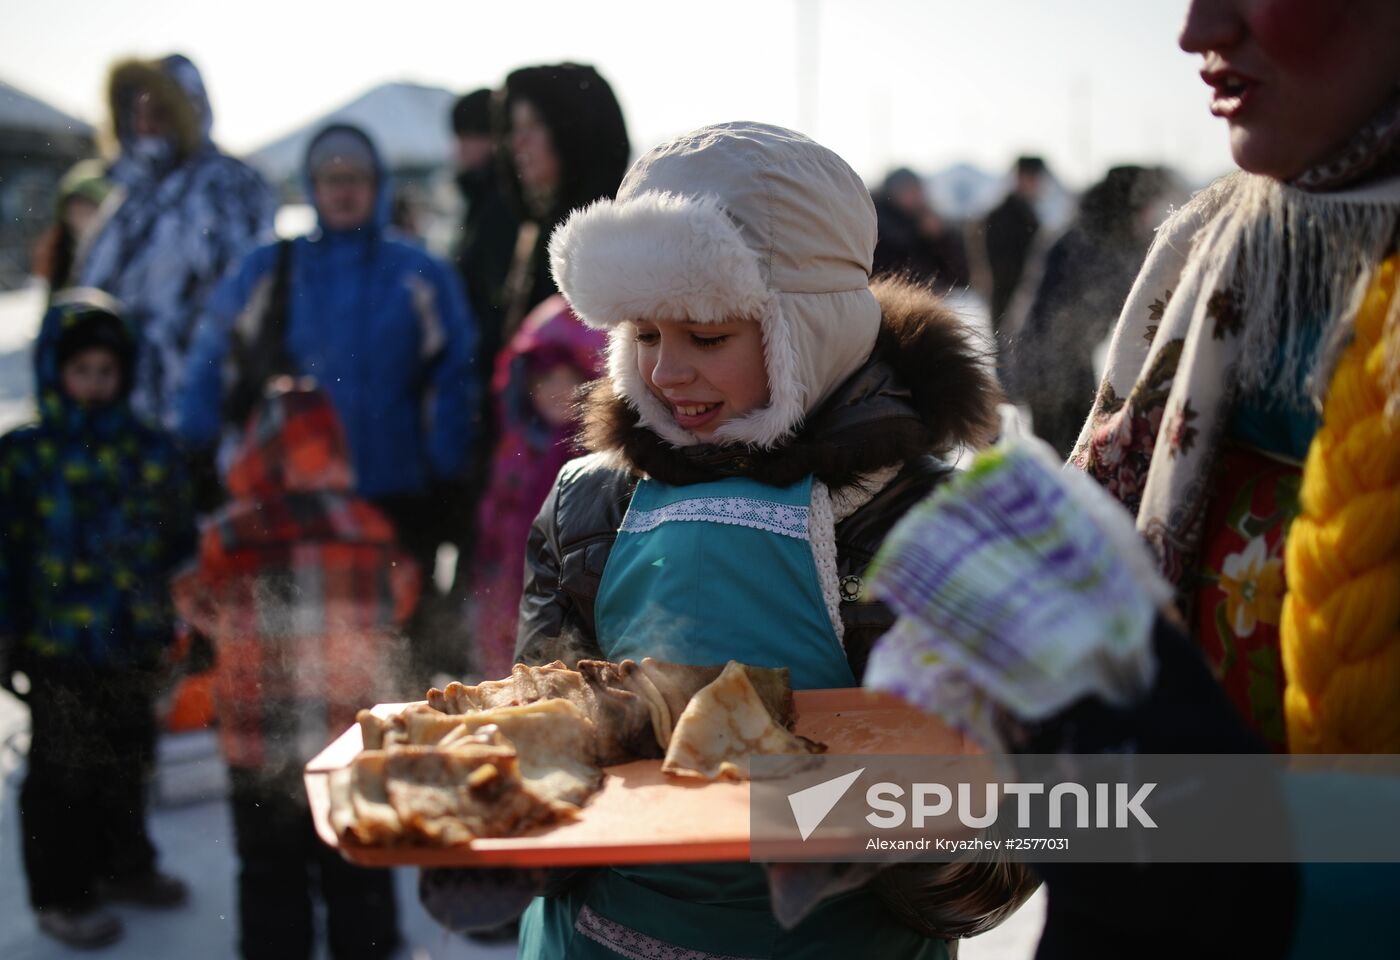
xmin=619 ymin=495 xmax=808 ymax=540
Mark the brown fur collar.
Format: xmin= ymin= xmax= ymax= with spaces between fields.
xmin=578 ymin=277 xmax=1002 ymax=488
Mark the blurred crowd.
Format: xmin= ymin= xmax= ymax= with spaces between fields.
xmin=4 ymin=55 xmax=639 ymax=955
xmin=11 ymin=54 xmax=1189 ymax=726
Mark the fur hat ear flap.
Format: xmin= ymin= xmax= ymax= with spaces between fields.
xmin=709 ymin=297 xmax=807 ymax=448
xmin=550 ymin=191 xmax=770 ymax=329
xmin=606 ymin=324 xmax=698 ymax=447
xmin=555 ymin=189 xmax=787 ymax=449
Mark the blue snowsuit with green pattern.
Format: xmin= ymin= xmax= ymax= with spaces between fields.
xmin=0 ymin=296 xmax=195 ymax=912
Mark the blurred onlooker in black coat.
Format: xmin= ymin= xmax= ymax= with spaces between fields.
xmin=984 ymin=155 xmax=1047 ymax=334
xmin=447 ymin=88 xmax=520 ymax=593
xmin=496 ymin=63 xmax=630 ymax=335
xmin=451 ymin=89 xmax=519 ymax=380
xmin=1008 ymin=164 xmax=1177 ymax=457
xmin=872 ymin=168 xmax=970 ymax=290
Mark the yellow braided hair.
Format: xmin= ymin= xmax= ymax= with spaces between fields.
xmin=1282 ymin=255 xmax=1400 ymax=753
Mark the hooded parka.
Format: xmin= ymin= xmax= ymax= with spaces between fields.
xmin=1 ymin=291 xmax=194 ymax=917
xmin=177 ymin=124 xmax=478 ymax=502
xmin=468 ymin=295 xmax=606 ymax=680
xmin=0 ymin=291 xmax=193 ymax=671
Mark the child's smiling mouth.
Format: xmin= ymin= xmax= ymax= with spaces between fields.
xmin=669 ymin=399 xmax=724 ymax=431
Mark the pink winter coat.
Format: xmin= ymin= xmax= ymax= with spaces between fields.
xmin=467 ymin=295 xmax=605 ymax=678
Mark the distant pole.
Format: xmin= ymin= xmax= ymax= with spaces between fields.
xmin=1071 ymin=74 xmax=1092 ymax=185
xmin=797 ymin=0 xmax=819 ymax=136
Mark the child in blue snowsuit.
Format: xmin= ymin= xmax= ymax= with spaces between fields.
xmin=0 ymin=292 xmax=194 ymax=948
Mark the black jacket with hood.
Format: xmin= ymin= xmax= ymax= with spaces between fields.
xmin=498 ymin=64 xmax=630 ymax=333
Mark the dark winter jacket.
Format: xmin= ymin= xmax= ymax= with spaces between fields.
xmin=1008 ymin=224 xmax=1146 ymax=457
xmin=1008 ymin=165 xmax=1172 ymax=458
xmin=514 ymin=279 xmax=1037 ymax=941
xmin=498 ymin=64 xmax=630 ymax=332
xmin=983 ymin=192 xmax=1040 ymax=328
xmin=177 ymin=124 xmax=478 ymax=500
xmin=872 ymin=196 xmax=971 ymax=290
xmin=0 ymin=295 xmax=193 ymax=671
xmin=453 ymin=165 xmax=519 ymax=390
xmin=78 ymin=55 xmax=276 ymax=427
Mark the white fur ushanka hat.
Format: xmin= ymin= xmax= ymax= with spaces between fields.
xmin=548 ymin=121 xmax=881 ymax=449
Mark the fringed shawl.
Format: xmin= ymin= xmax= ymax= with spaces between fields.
xmin=1071 ymin=171 xmax=1400 ymax=596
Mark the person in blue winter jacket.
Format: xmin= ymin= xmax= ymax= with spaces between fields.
xmin=180 ymin=123 xmax=478 ymax=680
xmin=178 ymin=122 xmax=478 ymax=675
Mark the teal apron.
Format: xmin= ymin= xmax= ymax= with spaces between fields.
xmin=519 ymin=476 xmax=946 ymax=960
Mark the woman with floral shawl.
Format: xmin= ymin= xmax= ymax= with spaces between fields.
xmin=1073 ymin=0 xmax=1400 ymax=755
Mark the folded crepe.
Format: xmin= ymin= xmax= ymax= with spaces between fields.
xmin=425 ymin=657 xmax=796 ymax=765
xmin=662 ymin=661 xmax=825 ymax=781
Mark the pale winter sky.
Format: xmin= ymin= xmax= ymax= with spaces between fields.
xmin=3 ymin=0 xmax=1234 ymax=188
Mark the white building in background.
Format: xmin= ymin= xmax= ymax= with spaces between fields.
xmin=247 ymin=81 xmax=460 ymax=253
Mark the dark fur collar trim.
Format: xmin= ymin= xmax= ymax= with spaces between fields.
xmin=579 ymin=277 xmax=1001 ymax=488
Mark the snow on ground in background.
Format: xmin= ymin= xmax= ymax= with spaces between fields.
xmin=0 ymin=284 xmax=44 ymax=353
xmin=0 ymin=691 xmax=515 ymax=960
xmin=0 ymin=285 xmax=41 ymax=428
xmin=944 ymin=287 xmax=993 ymax=350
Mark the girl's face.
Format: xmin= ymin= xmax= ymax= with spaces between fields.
xmin=634 ymin=319 xmax=770 ymax=441
xmin=510 ymin=99 xmax=562 ymax=192
xmin=1179 ymin=0 xmax=1400 ymax=181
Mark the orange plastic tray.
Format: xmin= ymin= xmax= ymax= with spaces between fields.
xmin=305 ymin=688 xmax=967 ymax=867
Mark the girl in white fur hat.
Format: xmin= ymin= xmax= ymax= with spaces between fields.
xmin=423 ymin=121 xmax=1035 ymax=958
